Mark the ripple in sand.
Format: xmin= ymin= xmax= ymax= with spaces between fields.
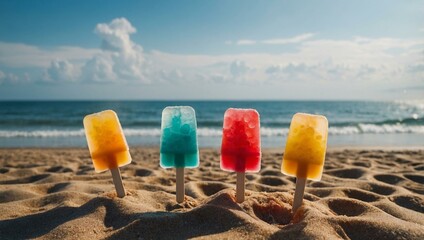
xmin=0 ymin=174 xmax=51 ymax=184
xmin=76 ymin=165 xmax=94 ymax=175
xmin=47 ymin=182 xmax=71 ymax=194
xmin=0 ymin=189 xmax=39 ymax=203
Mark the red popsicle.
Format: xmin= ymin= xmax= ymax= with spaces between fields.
xmin=220 ymin=108 xmax=261 ymax=202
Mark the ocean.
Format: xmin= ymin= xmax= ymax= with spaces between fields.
xmin=0 ymin=100 xmax=423 ymax=148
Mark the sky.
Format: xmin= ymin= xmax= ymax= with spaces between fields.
xmin=0 ymin=0 xmax=423 ymax=100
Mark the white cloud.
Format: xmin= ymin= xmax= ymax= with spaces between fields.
xmin=261 ymin=33 xmax=315 ymax=45
xmin=15 ymin=18 xmax=148 ymax=83
xmin=232 ymin=33 xmax=315 ymax=46
xmin=81 ymin=55 xmax=117 ymax=82
xmin=0 ymin=16 xmax=423 ymax=88
xmin=43 ymin=60 xmax=80 ymax=82
xmin=230 ymin=60 xmax=250 ymax=77
xmin=408 ymin=64 xmax=424 ymax=73
xmin=236 ymin=39 xmax=256 ymax=45
xmin=95 ymin=17 xmax=137 ymax=52
xmin=145 ymin=36 xmax=424 ymax=86
xmin=0 ymin=70 xmax=20 ymax=85
xmin=78 ymin=18 xmax=147 ymax=83
xmin=158 ymin=69 xmax=184 ymax=83
xmin=0 ymin=42 xmax=100 ymax=68
xmin=264 ymin=60 xmax=413 ymax=84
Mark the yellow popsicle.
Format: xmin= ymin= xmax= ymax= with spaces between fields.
xmin=83 ymin=110 xmax=131 ymax=173
xmin=282 ymin=113 xmax=328 ymax=181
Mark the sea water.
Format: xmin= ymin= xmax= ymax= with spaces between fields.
xmin=0 ymin=100 xmax=423 ymax=147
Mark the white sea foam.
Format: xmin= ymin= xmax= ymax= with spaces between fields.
xmin=123 ymin=128 xmax=162 ymax=136
xmin=0 ymin=129 xmax=86 ymax=138
xmin=0 ymin=124 xmax=423 ymax=138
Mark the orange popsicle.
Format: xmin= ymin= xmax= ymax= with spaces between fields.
xmin=84 ymin=110 xmax=131 ymax=173
xmin=282 ymin=113 xmax=328 ymax=180
xmin=281 ymin=113 xmax=328 ymax=212
xmin=83 ymin=110 xmax=131 ymax=197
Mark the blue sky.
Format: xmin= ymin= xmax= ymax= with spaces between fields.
xmin=0 ymin=0 xmax=423 ymax=100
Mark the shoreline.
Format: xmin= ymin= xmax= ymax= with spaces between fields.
xmin=0 ymin=145 xmax=423 ymax=150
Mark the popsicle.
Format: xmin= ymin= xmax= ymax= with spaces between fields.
xmin=83 ymin=110 xmax=131 ymax=198
xmin=282 ymin=113 xmax=328 ymax=212
xmin=160 ymin=106 xmax=199 ymax=203
xmin=221 ymin=108 xmax=261 ymax=203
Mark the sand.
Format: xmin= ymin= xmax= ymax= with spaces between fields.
xmin=0 ymin=148 xmax=423 ymax=239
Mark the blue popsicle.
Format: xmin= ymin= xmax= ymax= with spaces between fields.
xmin=160 ymin=106 xmax=199 ymax=168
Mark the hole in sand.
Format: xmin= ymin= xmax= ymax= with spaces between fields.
xmin=414 ymin=165 xmax=424 ymax=171
xmin=0 ymin=168 xmax=9 ymax=174
xmin=252 ymin=200 xmax=292 ymax=225
xmin=303 ymin=193 xmax=320 ymax=201
xmin=390 ymin=195 xmax=424 ymax=213
xmin=326 ymin=168 xmax=366 ymax=179
xmin=46 ymin=166 xmax=73 ymax=173
xmin=395 ymin=157 xmax=412 ymax=164
xmin=47 ymin=182 xmax=71 ymax=193
xmin=246 ymin=174 xmax=256 ymax=181
xmin=308 ymin=189 xmax=333 ymax=198
xmin=310 ymin=181 xmax=334 ymax=188
xmin=352 ymin=161 xmax=371 ymax=168
xmin=365 ymin=183 xmax=397 ymax=196
xmin=343 ymin=188 xmax=381 ymax=202
xmin=261 ymin=170 xmax=281 ymax=176
xmin=374 ymin=174 xmax=405 ymax=185
xmin=286 ymin=177 xmax=296 ymax=184
xmin=327 ymin=199 xmax=368 ymax=216
xmin=76 ymin=165 xmax=94 ymax=175
xmin=259 ymin=177 xmax=287 ymax=186
xmin=404 ymin=174 xmax=424 ymax=184
xmin=135 ymin=168 xmax=153 ymax=177
xmin=197 ymin=182 xmax=228 ymax=196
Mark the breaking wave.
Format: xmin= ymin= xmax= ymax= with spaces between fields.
xmin=0 ymin=124 xmax=423 ymax=138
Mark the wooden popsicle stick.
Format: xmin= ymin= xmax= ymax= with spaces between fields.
xmin=110 ymin=168 xmax=125 ymax=198
xmin=176 ymin=167 xmax=185 ymax=203
xmin=236 ymin=172 xmax=245 ymax=203
xmin=292 ymin=177 xmax=307 ymax=213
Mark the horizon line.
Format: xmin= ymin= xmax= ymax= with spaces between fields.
xmin=0 ymin=98 xmax=407 ymax=102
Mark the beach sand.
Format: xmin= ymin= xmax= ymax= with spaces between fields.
xmin=0 ymin=148 xmax=423 ymax=239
